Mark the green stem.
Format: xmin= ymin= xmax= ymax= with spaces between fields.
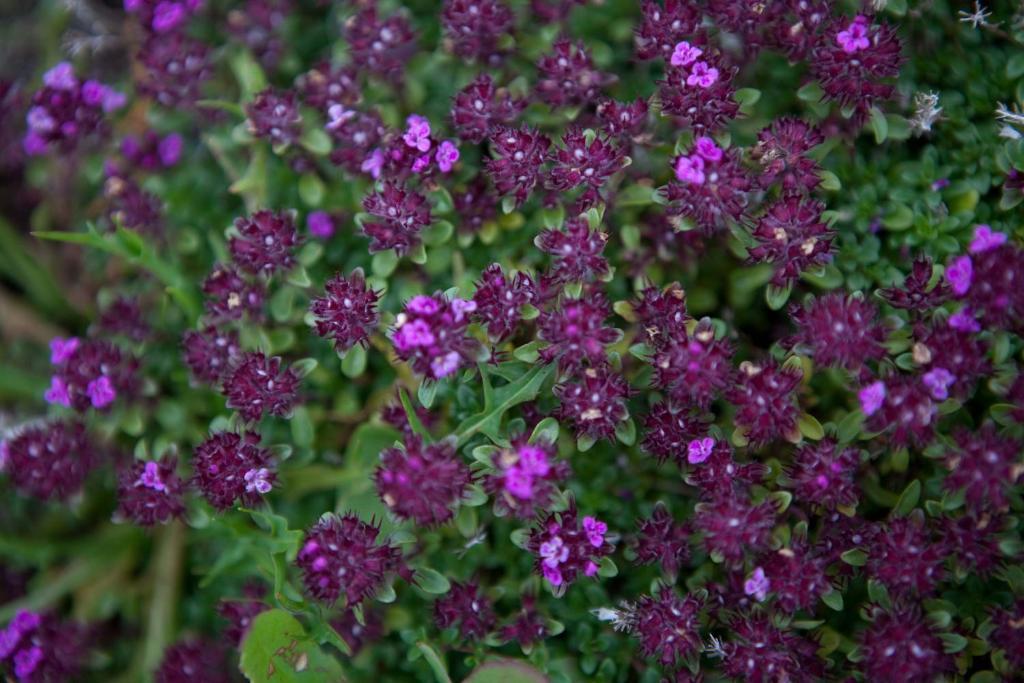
xmin=141 ymin=522 xmax=186 ymax=676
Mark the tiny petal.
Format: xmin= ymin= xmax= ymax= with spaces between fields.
xmin=859 ymin=381 xmax=886 ymax=416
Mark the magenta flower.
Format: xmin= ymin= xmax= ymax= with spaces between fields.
xmin=948 ymin=309 xmax=981 ymax=332
xmin=307 ymin=211 xmax=335 ymax=239
xmin=664 ymin=145 xmax=750 ymax=232
xmin=49 ymin=337 xmax=79 ymax=365
xmin=0 ymin=612 xmax=87 ymax=683
xmin=686 ymin=61 xmax=720 ymax=87
xmin=222 ymin=352 xmax=300 ymax=422
xmin=687 ymin=437 xmax=715 ymax=464
xmin=674 ymin=154 xmax=705 ymax=184
xmin=670 ymin=40 xmax=702 ymax=66
xmin=117 ymin=456 xmax=186 ymax=526
xmin=969 ymin=224 xmax=1008 ymax=253
xmin=859 ymin=604 xmax=953 ymax=682
xmin=86 ymin=376 xmax=116 ymax=408
xmin=391 ymin=294 xmax=479 ymax=380
xmin=24 ymin=62 xmax=120 ymax=154
xmin=859 ymin=380 xmax=886 ymax=416
xmin=728 ymin=360 xmax=803 ymax=448
xmin=434 ymin=581 xmax=495 ymax=641
xmin=375 ymin=435 xmax=472 ymax=526
xmin=2 ymin=421 xmax=99 ymax=501
xmin=836 ymin=15 xmax=870 ymax=53
xmin=435 ymin=140 xmax=459 ymax=173
xmin=640 ymin=402 xmax=710 ymax=466
xmin=230 ymin=210 xmax=300 ymax=276
xmin=48 ymin=339 xmax=138 ymax=412
xmin=527 ymin=501 xmax=613 ymax=589
xmin=310 ymin=271 xmax=380 ymax=353
xmin=811 ymin=16 xmax=902 ymax=122
xmin=402 ymin=114 xmax=432 ymax=152
xmin=361 ymin=182 xmax=432 ymax=255
xmin=486 ymin=440 xmax=568 ymax=519
xmin=632 ymin=592 xmax=703 ymax=666
xmin=296 ymin=513 xmax=406 ymax=606
xmin=945 ymin=254 xmax=973 ymax=295
xmin=44 ymin=376 xmax=71 ymax=407
xmin=192 ymin=431 xmax=276 ymax=510
xmin=633 ymin=503 xmax=690 ymax=576
xmin=743 ymin=567 xmax=770 ymax=601
xmin=864 ymin=375 xmax=937 ymax=448
xmin=659 ymin=50 xmax=739 ymax=133
xmin=921 ymin=367 xmax=954 ymax=400
xmin=471 ymin=264 xmax=535 ymax=341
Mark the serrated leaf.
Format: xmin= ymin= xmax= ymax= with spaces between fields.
xmin=239 ymin=609 xmax=345 ymax=683
xmin=453 ymin=364 xmax=554 ymax=446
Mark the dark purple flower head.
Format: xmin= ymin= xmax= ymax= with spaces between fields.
xmin=664 ymin=144 xmax=751 ymax=233
xmin=877 ymin=256 xmax=949 ymax=312
xmin=0 ymin=611 xmax=88 ymax=683
xmin=380 ymin=395 xmax=437 ymax=439
xmin=297 ymin=512 xmax=405 ymax=606
xmin=229 ymin=210 xmax=299 ymax=276
xmin=192 ymin=431 xmax=276 ymax=511
xmin=915 ymin=321 xmax=989 ymax=400
xmin=748 ymin=198 xmax=834 ymax=286
xmin=785 ymin=439 xmax=859 ymax=510
xmin=759 ymin=542 xmax=830 ymax=612
xmin=155 ymin=638 xmax=232 ymax=683
xmin=441 ymin=0 xmax=514 ymax=63
xmin=119 ymin=131 xmax=183 ymax=172
xmin=226 ymin=0 xmax=289 ymax=69
xmin=500 ymin=596 xmax=548 ymax=648
xmin=632 ymin=285 xmax=689 ymax=351
xmin=136 ymin=33 xmax=212 ymax=109
xmin=182 ymin=326 xmax=241 ymax=384
xmin=471 ymin=264 xmax=535 ymax=341
xmin=631 ymin=591 xmax=702 ymax=666
xmin=124 ymin=0 xmax=202 ymax=35
xmin=640 ymin=402 xmax=710 ymax=466
xmin=390 ymin=294 xmax=479 ymax=380
xmin=527 ymin=501 xmax=613 ymax=589
xmin=943 ymin=424 xmax=1022 ymax=513
xmin=811 ymin=15 xmax=902 ymax=122
xmin=104 ymin=174 xmax=165 ymax=236
xmin=217 ymin=584 xmax=267 ymax=647
xmin=328 ymin=109 xmax=386 ymax=174
xmin=651 ymin=319 xmax=734 ymax=409
xmin=344 ymin=7 xmax=417 ymax=80
xmin=696 ymin=496 xmax=776 ymax=566
xmin=547 ymin=128 xmax=624 ymax=194
xmin=728 ymin=359 xmax=803 ymax=448
xmin=453 ymin=176 xmax=498 ymax=234
xmin=634 ymin=1 xmax=702 ymax=60
xmin=485 ymin=126 xmax=551 ymax=207
xmin=633 ymin=503 xmax=690 ymax=576
xmin=296 ymin=61 xmax=360 ymax=112
xmin=768 ymin=0 xmax=830 ymax=61
xmin=595 ymin=98 xmax=649 ymax=139
xmin=862 ymin=375 xmax=937 ymax=448
xmin=23 ymin=63 xmax=122 ymax=155
xmin=116 ymin=455 xmax=186 ymax=526
xmin=956 ymin=240 xmax=1024 ymax=334
xmin=375 ymin=436 xmax=472 ymax=526
xmin=754 ymin=117 xmax=824 ymax=195
xmin=942 ymin=513 xmax=1003 ymax=576
xmin=47 ymin=339 xmax=138 ymax=412
xmin=685 ymin=439 xmax=768 ymax=501
xmin=95 ymin=296 xmax=151 ymax=342
xmin=222 ymin=352 xmax=299 ymax=423
xmin=707 ymin=0 xmax=786 ymax=56
xmin=485 ymin=439 xmax=569 ymax=519
xmin=310 ymin=271 xmax=380 ymax=353
xmin=867 ymin=512 xmax=945 ymax=597
xmin=721 ymin=614 xmax=823 ymax=683
xmin=202 ymin=265 xmax=265 ymax=323
xmin=658 ymin=52 xmax=740 ymax=133
xmin=361 ymin=182 xmax=432 ymax=256
xmin=2 ymin=421 xmax=99 ymax=501
xmin=859 ymin=603 xmax=953 ymax=683
xmin=786 ymin=293 xmax=887 ymax=371
xmin=990 ymin=600 xmax=1024 ymax=671
xmin=538 ymin=295 xmax=619 ymax=372
xmin=537 ymin=217 xmax=610 ymax=285
xmin=245 ymin=89 xmax=302 ymax=147
xmin=535 ymin=38 xmax=614 ymax=108
xmin=451 ymin=75 xmax=525 ymax=144
xmin=434 ymin=581 xmax=496 ymax=641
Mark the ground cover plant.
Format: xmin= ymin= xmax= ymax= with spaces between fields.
xmin=1 ymin=0 xmax=1024 ymax=681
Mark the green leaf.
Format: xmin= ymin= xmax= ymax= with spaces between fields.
xmin=513 ymin=341 xmax=544 ymax=363
xmin=798 ymin=413 xmax=825 ymax=440
xmin=415 ymin=642 xmax=452 ymax=683
xmin=614 ymin=418 xmax=636 ymax=446
xmin=371 ymin=250 xmax=398 ymax=277
xmin=464 ymin=659 xmax=548 ymax=683
xmin=734 ymin=87 xmax=761 ymax=108
xmin=597 ymin=557 xmax=618 ymax=578
xmin=796 ymin=81 xmax=824 ymax=103
xmin=818 ymin=170 xmax=842 ymax=191
xmin=290 ymin=406 xmax=315 ymax=449
xmin=893 ymin=479 xmax=921 ymax=517
xmin=1008 ymin=53 xmax=1024 ymax=79
xmin=292 ymin=358 xmax=318 ymax=378
xmin=399 ymin=388 xmax=432 ymax=441
xmin=340 ymin=345 xmax=367 ymax=378
xmin=510 ymin=528 xmax=531 ymax=549
xmin=415 ymin=567 xmax=451 ymax=594
xmin=454 ymin=364 xmax=554 ymax=446
xmin=230 ymin=50 xmax=268 ymax=100
xmin=298 ymin=174 xmax=325 ymax=207
xmin=940 ymin=633 xmax=968 ymax=654
xmin=869 ymin=106 xmax=888 ymax=143
xmin=239 ymin=609 xmax=345 ymax=683
xmin=530 ymin=417 xmax=560 ymax=444
xmin=836 ymin=410 xmax=865 ymax=443
xmin=821 ymin=589 xmax=843 ymax=611
xmin=882 ymin=203 xmax=914 ymax=231
xmin=841 ymin=549 xmax=868 ymax=566
xmin=418 ymin=380 xmax=439 ymax=409
xmin=299 ymin=128 xmax=332 ymax=157
xmin=765 ymin=282 xmax=793 ymax=310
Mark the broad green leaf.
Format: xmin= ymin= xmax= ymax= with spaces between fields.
xmin=340 ymin=345 xmax=368 ymax=378
xmin=765 ymin=282 xmax=793 ymax=310
xmin=415 ymin=567 xmax=451 ymax=594
xmin=415 ymin=641 xmax=452 ymax=683
xmin=239 ymin=609 xmax=345 ymax=683
xmin=464 ymin=658 xmax=548 ymax=683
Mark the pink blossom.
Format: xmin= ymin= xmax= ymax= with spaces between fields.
xmin=670 ymin=41 xmax=702 ymax=67
xmin=582 ymin=516 xmax=608 ymax=547
xmin=361 ymin=148 xmax=384 ymax=179
xmin=969 ymin=224 xmax=1007 ymax=254
xmin=837 ymin=16 xmax=870 ymax=54
xmin=694 ymin=136 xmax=723 ymax=162
xmin=412 ymin=154 xmax=431 ymax=173
xmin=50 ymin=337 xmax=80 ymax=364
xmin=435 ymin=140 xmax=460 ymax=173
xmin=674 ymin=154 xmax=705 ymax=185
xmin=44 ymin=376 xmax=71 ymax=407
xmin=686 ymin=61 xmax=719 ymax=88
xmin=922 ymin=367 xmax=955 ymax=401
xmin=430 ymin=351 xmax=462 ymax=378
xmin=87 ymin=375 xmax=117 ymax=408
xmin=584 ymin=560 xmax=599 ymax=577
xmin=450 ymin=298 xmax=477 ymax=322
xmin=244 ymin=467 xmax=274 ymax=494
xmin=946 ymin=255 xmax=973 ymax=296
xmin=152 ymin=2 xmax=187 ymax=33
xmin=27 ymin=107 xmax=55 ymax=134
xmin=540 ymin=536 xmax=569 ymax=567
xmin=542 ymin=564 xmax=564 ymax=585
xmin=403 ymin=114 xmax=432 ymax=152
xmin=326 ymin=103 xmax=356 ymax=131
xmin=744 ymin=566 xmax=770 ymax=601
xmin=43 ymin=62 xmax=77 ymax=90
xmin=22 ymin=132 xmax=47 ymax=156
xmin=307 ymin=211 xmax=335 ymax=239
xmin=392 ymin=319 xmax=436 ymax=351
xmin=137 ymin=461 xmax=167 ymax=492
xmin=948 ymin=309 xmax=981 ymax=332
xmin=687 ymin=437 xmax=715 ymax=464
xmin=158 ymin=133 xmax=183 ymax=166
xmin=858 ymin=381 xmax=886 ymax=416
xmin=407 ymin=295 xmax=441 ymax=315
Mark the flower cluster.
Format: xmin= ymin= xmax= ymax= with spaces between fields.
xmin=375 ymin=436 xmax=472 ymax=526
xmin=0 ymin=611 xmax=87 ymax=682
xmin=527 ymin=502 xmax=613 ymax=588
xmin=1 ymin=421 xmax=100 ymax=501
xmin=24 ymin=62 xmax=123 ymax=155
xmin=45 ymin=338 xmax=137 ymax=412
xmin=191 ymin=431 xmax=276 ymax=510
xmin=116 ymin=455 xmax=187 ymax=526
xmin=390 ymin=294 xmax=479 ymax=380
xmin=310 ymin=270 xmax=380 ymax=353
xmin=485 ymin=440 xmax=568 ymax=519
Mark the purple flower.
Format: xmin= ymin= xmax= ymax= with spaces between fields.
xmin=24 ymin=62 xmax=117 ymax=154
xmin=990 ymin=600 xmax=1024 ymax=671
xmin=297 ymin=61 xmax=360 ymax=112
xmin=639 ymin=402 xmax=709 ymax=466
xmin=632 ymin=592 xmax=703 ymax=666
xmin=136 ymin=33 xmax=212 ymax=108
xmin=327 ymin=110 xmax=385 ymax=174
xmin=535 ymin=38 xmax=614 ymax=108
xmin=192 ymin=431 xmax=275 ymax=510
xmin=633 ymin=503 xmax=689 ymax=576
xmin=310 ymin=271 xmax=380 ymax=353
xmin=595 ymin=98 xmax=648 ymax=139
xmin=945 ymin=254 xmax=973 ymax=295
xmin=435 ymin=140 xmax=459 ymax=173
xmin=538 ymin=295 xmax=619 ymax=372
xmin=867 ymin=513 xmax=946 ymax=597
xmin=786 ymin=293 xmax=887 ymax=371
xmin=836 ymin=15 xmax=870 ymax=53
xmin=632 ymin=284 xmax=690 ymax=348
xmin=755 ymin=117 xmax=824 ymax=195
xmin=451 ymin=74 xmax=525 ymax=144
xmin=155 ymin=638 xmax=233 ymax=683
xmin=721 ymin=614 xmax=823 ymax=682
xmin=749 ymin=198 xmax=834 ymax=286
xmin=117 ymin=456 xmax=186 ymax=526
xmin=527 ymin=501 xmax=613 ymax=589
xmin=361 ymin=182 xmax=432 ymax=255
xmin=48 ymin=339 xmax=138 ymax=412
xmin=878 ymin=256 xmax=950 ymax=312
xmin=44 ymin=376 xmax=71 ymax=407
xmin=957 ymin=240 xmax=1024 ymax=333
xmin=343 ymin=6 xmax=417 ymax=79
xmin=859 ymin=604 xmax=953 ymax=682
xmin=296 ymin=513 xmax=406 ymax=605
xmin=687 ymin=437 xmax=715 ymax=464
xmin=500 ymin=596 xmax=548 ymax=648
xmin=229 ymin=210 xmax=300 ymax=276
xmin=786 ymin=439 xmax=859 ymax=510
xmin=663 ymin=145 xmax=751 ymax=233
xmin=471 ymin=264 xmax=535 ymax=341
xmin=307 ymin=211 xmax=335 ymax=239
xmin=859 ymin=380 xmax=886 ymax=416
xmin=944 ymin=424 xmax=1022 ymax=513
xmin=743 ymin=567 xmax=770 ymax=601
xmin=659 ymin=50 xmax=739 ymax=133
xmin=0 ymin=612 xmax=87 ymax=683
xmin=1 ymin=421 xmax=99 ymax=501
xmin=695 ymin=497 xmax=776 ymax=565
xmin=485 ymin=440 xmax=568 ymax=519
xmin=485 ymin=126 xmax=551 ymax=207
xmin=670 ymin=40 xmax=702 ymax=66
xmin=674 ymin=154 xmax=705 ymax=184
xmin=202 ymin=264 xmax=265 ymax=323
xmin=547 ymin=128 xmax=624 ymax=194
xmin=391 ymin=294 xmax=479 ymax=380
xmin=434 ymin=581 xmax=495 ymax=641
xmin=245 ymin=89 xmax=302 ymax=147
xmin=536 ymin=217 xmax=610 ymax=285
xmin=634 ymin=0 xmax=701 ymax=61
xmin=86 ymin=376 xmax=116 ymax=408
xmin=651 ymin=319 xmax=734 ymax=409
xmin=222 ymin=352 xmax=300 ymax=422
xmin=728 ymin=360 xmax=803 ymax=448
xmin=402 ymin=114 xmax=432 ymax=152
xmin=921 ymin=367 xmax=955 ymax=400
xmin=948 ymin=308 xmax=981 ymax=332
xmin=759 ymin=542 xmax=830 ymax=612
xmin=864 ymin=375 xmax=937 ymax=448
xmin=441 ymin=0 xmax=514 ymax=62
xmin=375 ymin=436 xmax=472 ymax=526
